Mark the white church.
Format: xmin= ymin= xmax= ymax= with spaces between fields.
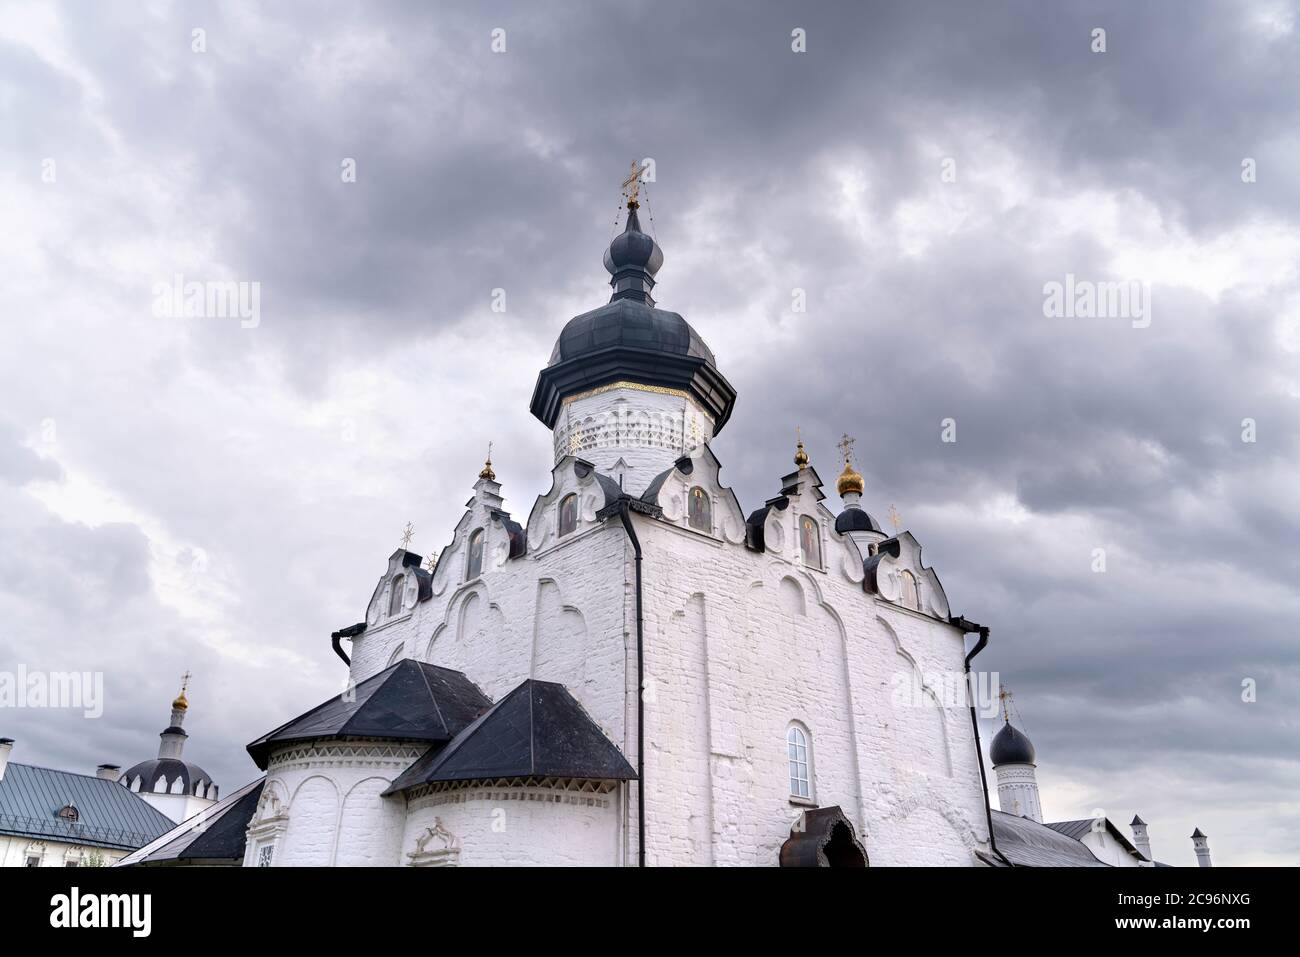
xmin=118 ymin=178 xmax=1212 ymax=868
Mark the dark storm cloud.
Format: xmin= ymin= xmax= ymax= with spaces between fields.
xmin=0 ymin=0 xmax=1296 ymax=864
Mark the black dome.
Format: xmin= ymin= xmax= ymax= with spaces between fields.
xmin=122 ymin=757 xmax=215 ymax=797
xmin=548 ymin=299 xmax=716 ymax=368
xmin=604 ymin=223 xmax=663 ymax=277
xmin=835 ymin=508 xmax=884 ymax=534
xmin=989 ymin=722 xmax=1036 ymax=766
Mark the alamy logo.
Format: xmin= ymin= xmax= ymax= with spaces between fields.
xmin=1042 ymin=273 xmax=1151 ymax=328
xmin=0 ymin=667 xmax=102 ymax=718
xmin=49 ymin=888 xmax=151 ymax=938
xmin=152 ymin=273 xmax=261 ymax=328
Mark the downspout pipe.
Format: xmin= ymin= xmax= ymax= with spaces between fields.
xmin=616 ymin=499 xmax=647 ymax=868
xmin=953 ymin=615 xmax=1012 ymax=866
xmin=330 ymin=622 xmax=366 ymax=667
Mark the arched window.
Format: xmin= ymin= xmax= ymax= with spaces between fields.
xmin=787 ymin=724 xmax=813 ymax=801
xmin=900 ymin=570 xmax=919 ymax=610
xmin=558 ymin=494 xmax=578 ymax=537
xmin=56 ymin=804 xmax=79 ymax=823
xmin=799 ymin=516 xmax=821 ymax=568
xmin=388 ymin=575 xmax=405 ymax=617
xmin=688 ymin=487 xmax=712 ymax=532
xmin=466 ymin=529 xmax=484 ymax=580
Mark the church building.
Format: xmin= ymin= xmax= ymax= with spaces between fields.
xmin=128 ymin=177 xmax=1010 ymax=867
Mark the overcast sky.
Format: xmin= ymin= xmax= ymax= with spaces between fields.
xmin=2 ymin=0 xmax=1297 ymax=867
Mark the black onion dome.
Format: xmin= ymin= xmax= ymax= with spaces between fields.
xmin=121 ymin=757 xmax=215 ymax=797
xmin=531 ymin=204 xmax=737 ymax=434
xmin=989 ymin=722 xmax=1036 ymax=767
xmin=835 ymin=508 xmax=884 ymax=534
xmin=603 ymin=206 xmax=664 ymax=285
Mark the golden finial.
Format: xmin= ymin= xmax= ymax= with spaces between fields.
xmin=172 ymin=671 xmax=191 ymax=711
xmin=793 ymin=428 xmax=809 ymax=469
xmin=478 ymin=441 xmax=496 ymax=482
xmin=424 ymin=550 xmax=439 ymax=573
xmin=836 ymin=433 xmax=863 ymax=497
xmin=399 ymin=521 xmax=415 ymax=551
xmin=887 ymin=504 xmax=902 ymax=533
xmin=622 ymin=160 xmax=649 ymax=210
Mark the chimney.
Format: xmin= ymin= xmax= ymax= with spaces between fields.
xmin=1130 ymin=814 xmax=1152 ymax=861
xmin=1191 ymin=828 xmax=1212 ymax=867
xmin=0 ymin=738 xmax=13 ymax=782
xmin=96 ymin=764 xmax=121 ymax=783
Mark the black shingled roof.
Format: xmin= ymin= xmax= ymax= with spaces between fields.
xmin=384 ymin=679 xmax=636 ymax=795
xmin=246 ymin=660 xmax=491 ymax=770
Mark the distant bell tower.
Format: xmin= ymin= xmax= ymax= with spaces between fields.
xmin=529 ymin=163 xmax=736 ymax=493
xmin=989 ymin=691 xmax=1042 ymax=823
xmin=1191 ymin=828 xmax=1212 ymax=867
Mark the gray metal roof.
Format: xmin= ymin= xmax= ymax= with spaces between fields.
xmin=989 ymin=810 xmax=1109 ymax=867
xmin=0 ymin=762 xmax=176 ymax=851
xmin=117 ymin=778 xmax=264 ymax=866
xmin=1046 ymin=818 xmax=1144 ymax=859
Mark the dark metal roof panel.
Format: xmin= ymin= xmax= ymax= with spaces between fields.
xmin=990 ymin=810 xmax=1109 ymax=867
xmin=117 ymin=778 xmax=264 ymax=866
xmin=246 ymin=660 xmax=491 ymax=770
xmin=385 ymin=679 xmax=635 ymax=794
xmin=0 ymin=762 xmax=176 ymax=851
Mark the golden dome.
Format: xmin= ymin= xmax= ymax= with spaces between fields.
xmin=794 ymin=439 xmax=809 ymax=469
xmin=171 ymin=693 xmax=188 ymax=711
xmin=478 ymin=458 xmax=495 ymax=482
xmin=837 ymin=460 xmax=864 ymax=496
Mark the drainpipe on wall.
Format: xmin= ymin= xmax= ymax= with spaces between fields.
xmin=952 ymin=615 xmax=1011 ymax=866
xmin=615 ymin=499 xmax=647 ymax=868
xmin=331 ymin=622 xmax=366 ymax=666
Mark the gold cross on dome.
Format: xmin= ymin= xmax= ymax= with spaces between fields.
xmin=999 ymin=687 xmax=1013 ymax=722
xmin=837 ymin=433 xmax=856 ymax=466
xmin=887 ymin=504 xmax=902 ymax=532
xmin=622 ymin=160 xmax=649 ymax=207
xmin=180 ymin=671 xmax=191 ymax=696
xmin=424 ymin=550 xmax=439 ymax=572
xmin=399 ymin=521 xmax=415 ymax=551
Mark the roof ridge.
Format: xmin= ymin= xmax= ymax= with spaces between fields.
xmin=415 ymin=660 xmax=448 ymax=734
xmin=7 ymin=762 xmax=124 ymax=783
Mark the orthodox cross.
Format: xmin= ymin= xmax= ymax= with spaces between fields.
xmin=887 ymin=504 xmax=902 ymax=532
xmin=837 ymin=433 xmax=856 ymax=467
xmin=622 ymin=160 xmax=650 ymax=207
xmin=399 ymin=521 xmax=415 ymax=551
xmin=424 ymin=550 xmax=439 ymax=573
xmin=179 ymin=671 xmax=191 ymax=697
xmin=999 ymin=687 xmax=1014 ymax=723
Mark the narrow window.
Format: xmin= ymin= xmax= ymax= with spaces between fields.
xmin=388 ymin=575 xmax=405 ymax=616
xmin=900 ymin=570 xmax=919 ymax=610
xmin=787 ymin=724 xmax=812 ymax=801
xmin=25 ymin=855 xmax=40 ymax=868
xmin=257 ymin=844 xmax=274 ymax=867
xmin=799 ymin=516 xmax=821 ymax=568
xmin=466 ymin=529 xmax=484 ymax=580
xmin=558 ymin=494 xmax=578 ymax=537
xmin=688 ymin=487 xmax=712 ymax=532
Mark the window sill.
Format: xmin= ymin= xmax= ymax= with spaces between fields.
xmin=789 ymin=795 xmax=818 ymax=808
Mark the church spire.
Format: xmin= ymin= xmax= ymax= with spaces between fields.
xmin=604 ymin=161 xmax=663 ymax=306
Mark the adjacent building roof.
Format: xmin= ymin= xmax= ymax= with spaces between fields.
xmin=385 ymin=679 xmax=636 ymax=794
xmin=0 ymin=762 xmax=176 ymax=852
xmin=246 ymin=659 xmax=492 ymax=770
xmin=984 ymin=810 xmax=1108 ymax=867
xmin=1046 ymin=817 xmax=1145 ymax=860
xmin=117 ymin=778 xmax=264 ymax=866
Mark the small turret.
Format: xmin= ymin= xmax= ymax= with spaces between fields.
xmin=1130 ymin=814 xmax=1152 ymax=861
xmin=1191 ymin=828 xmax=1212 ymax=867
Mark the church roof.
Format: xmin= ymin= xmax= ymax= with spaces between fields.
xmin=985 ymin=810 xmax=1109 ymax=867
xmin=120 ymin=757 xmax=214 ymax=797
xmin=989 ymin=720 xmax=1036 ymax=766
xmin=117 ymin=778 xmax=265 ymax=866
xmin=246 ymin=660 xmax=492 ymax=770
xmin=835 ymin=507 xmax=883 ymax=534
xmin=384 ymin=679 xmax=636 ymax=794
xmin=0 ymin=762 xmax=176 ymax=852
xmin=1046 ymin=818 xmax=1144 ymax=860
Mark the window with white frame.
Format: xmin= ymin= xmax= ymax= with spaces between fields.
xmin=787 ymin=723 xmax=813 ymax=801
